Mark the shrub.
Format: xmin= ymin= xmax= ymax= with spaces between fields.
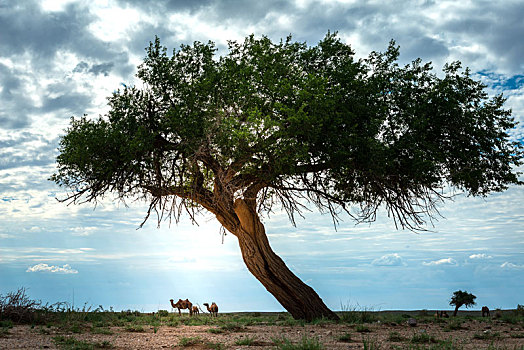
xmin=92 ymin=327 xmax=114 ymax=335
xmin=235 ymin=335 xmax=256 ymax=346
xmin=272 ymin=335 xmax=324 ymax=350
xmin=207 ymin=327 xmax=224 ymax=334
xmin=0 ymin=288 xmax=43 ymax=324
xmin=338 ymin=332 xmax=352 ymax=342
xmin=473 ymin=331 xmax=500 ymax=340
xmin=205 ymin=341 xmax=225 ymax=350
xmin=516 ymin=304 xmax=524 ymax=316
xmin=444 ymin=320 xmax=464 ymax=331
xmin=53 ymin=335 xmax=114 ymax=349
xmin=362 ymin=336 xmax=381 ymax=350
xmin=220 ymin=323 xmax=244 ymax=332
xmin=356 ymin=325 xmax=371 ymax=333
xmin=179 ymin=336 xmax=201 ymax=347
xmin=156 ymin=310 xmax=169 ymax=317
xmin=0 ymin=320 xmax=13 ymax=328
xmin=124 ymin=324 xmax=145 ymax=332
xmin=388 ymin=331 xmax=405 ymax=342
xmin=0 ymin=327 xmax=9 ymax=338
xmin=339 ymin=302 xmax=377 ymax=323
xmin=411 ymin=332 xmax=437 ymax=344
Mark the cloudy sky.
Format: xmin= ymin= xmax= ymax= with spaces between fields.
xmin=1 ymin=0 xmax=523 ymax=313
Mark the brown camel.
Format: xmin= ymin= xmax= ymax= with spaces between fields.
xmin=434 ymin=310 xmax=449 ymax=318
xmin=203 ymin=302 xmax=218 ymax=317
xmin=482 ymin=306 xmax=490 ymax=317
xmin=192 ymin=306 xmax=199 ymax=315
xmin=170 ymin=298 xmax=193 ymax=316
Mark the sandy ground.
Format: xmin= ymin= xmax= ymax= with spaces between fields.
xmin=1 ymin=318 xmax=523 ymax=349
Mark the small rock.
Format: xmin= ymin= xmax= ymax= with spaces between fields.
xmin=408 ymin=318 xmax=417 ymax=327
xmin=326 ymin=330 xmax=333 ymax=336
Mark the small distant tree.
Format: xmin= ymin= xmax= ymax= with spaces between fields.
xmin=450 ymin=290 xmax=476 ymax=316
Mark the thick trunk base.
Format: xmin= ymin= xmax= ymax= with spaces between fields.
xmin=230 ymin=199 xmax=339 ymax=321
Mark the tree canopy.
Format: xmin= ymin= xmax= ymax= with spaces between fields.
xmin=450 ymin=290 xmax=477 ymax=316
xmin=51 ymin=33 xmax=523 ymax=320
xmin=52 ymin=33 xmax=522 ymax=229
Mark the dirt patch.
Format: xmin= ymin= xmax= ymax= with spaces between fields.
xmin=2 ymin=318 xmax=524 ymax=349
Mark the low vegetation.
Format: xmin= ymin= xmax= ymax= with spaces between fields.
xmin=272 ymin=335 xmax=324 ymax=350
xmin=1 ymin=288 xmax=524 ymax=349
xmin=234 ymin=335 xmax=257 ymax=346
xmin=53 ymin=335 xmax=113 ymax=349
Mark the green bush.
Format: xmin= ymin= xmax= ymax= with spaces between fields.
xmin=272 ymin=335 xmax=324 ymax=350
xmin=388 ymin=331 xmax=405 ymax=342
xmin=356 ymin=324 xmax=371 ymax=333
xmin=205 ymin=341 xmax=225 ymax=350
xmin=0 ymin=327 xmax=9 ymax=338
xmin=0 ymin=320 xmax=13 ymax=328
xmin=339 ymin=303 xmax=377 ymax=323
xmin=179 ymin=336 xmax=201 ymax=347
xmin=362 ymin=336 xmax=381 ymax=350
xmin=156 ymin=310 xmax=169 ymax=317
xmin=411 ymin=332 xmax=437 ymax=344
xmin=516 ymin=304 xmax=524 ymax=316
xmin=220 ymin=322 xmax=244 ymax=332
xmin=92 ymin=327 xmax=114 ymax=335
xmin=473 ymin=331 xmax=500 ymax=340
xmin=443 ymin=320 xmax=464 ymax=331
xmin=338 ymin=332 xmax=352 ymax=342
xmin=235 ymin=335 xmax=256 ymax=346
xmin=207 ymin=327 xmax=224 ymax=334
xmin=53 ymin=335 xmax=113 ymax=349
xmin=124 ymin=324 xmax=145 ymax=332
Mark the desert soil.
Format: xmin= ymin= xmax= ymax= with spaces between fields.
xmin=1 ymin=319 xmax=523 ymax=349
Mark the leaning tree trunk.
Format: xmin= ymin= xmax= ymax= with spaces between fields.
xmin=453 ymin=305 xmax=460 ymax=317
xmin=221 ymin=198 xmax=339 ymax=321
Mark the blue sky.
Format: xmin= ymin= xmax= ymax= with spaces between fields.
xmin=1 ymin=0 xmax=523 ymax=313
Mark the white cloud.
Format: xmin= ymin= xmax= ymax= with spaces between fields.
xmin=422 ymin=258 xmax=458 ymax=266
xmin=70 ymin=226 xmax=98 ymax=236
xmin=371 ymin=253 xmax=405 ymax=266
xmin=500 ymin=262 xmax=524 ymax=269
xmin=26 ymin=263 xmax=78 ymax=274
xmin=469 ymin=253 xmax=492 ymax=259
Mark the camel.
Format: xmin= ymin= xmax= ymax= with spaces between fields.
xmin=192 ymin=306 xmax=199 ymax=315
xmin=203 ymin=302 xmax=218 ymax=317
xmin=434 ymin=311 xmax=449 ymax=318
xmin=170 ymin=298 xmax=193 ymax=316
xmin=482 ymin=306 xmax=490 ymax=317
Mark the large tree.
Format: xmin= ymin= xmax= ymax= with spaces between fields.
xmin=51 ymin=33 xmax=523 ymax=321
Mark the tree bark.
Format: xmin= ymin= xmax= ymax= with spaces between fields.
xmin=453 ymin=305 xmax=460 ymax=317
xmin=222 ymin=198 xmax=339 ymax=321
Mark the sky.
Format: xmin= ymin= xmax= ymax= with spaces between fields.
xmin=1 ymin=0 xmax=523 ymax=314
